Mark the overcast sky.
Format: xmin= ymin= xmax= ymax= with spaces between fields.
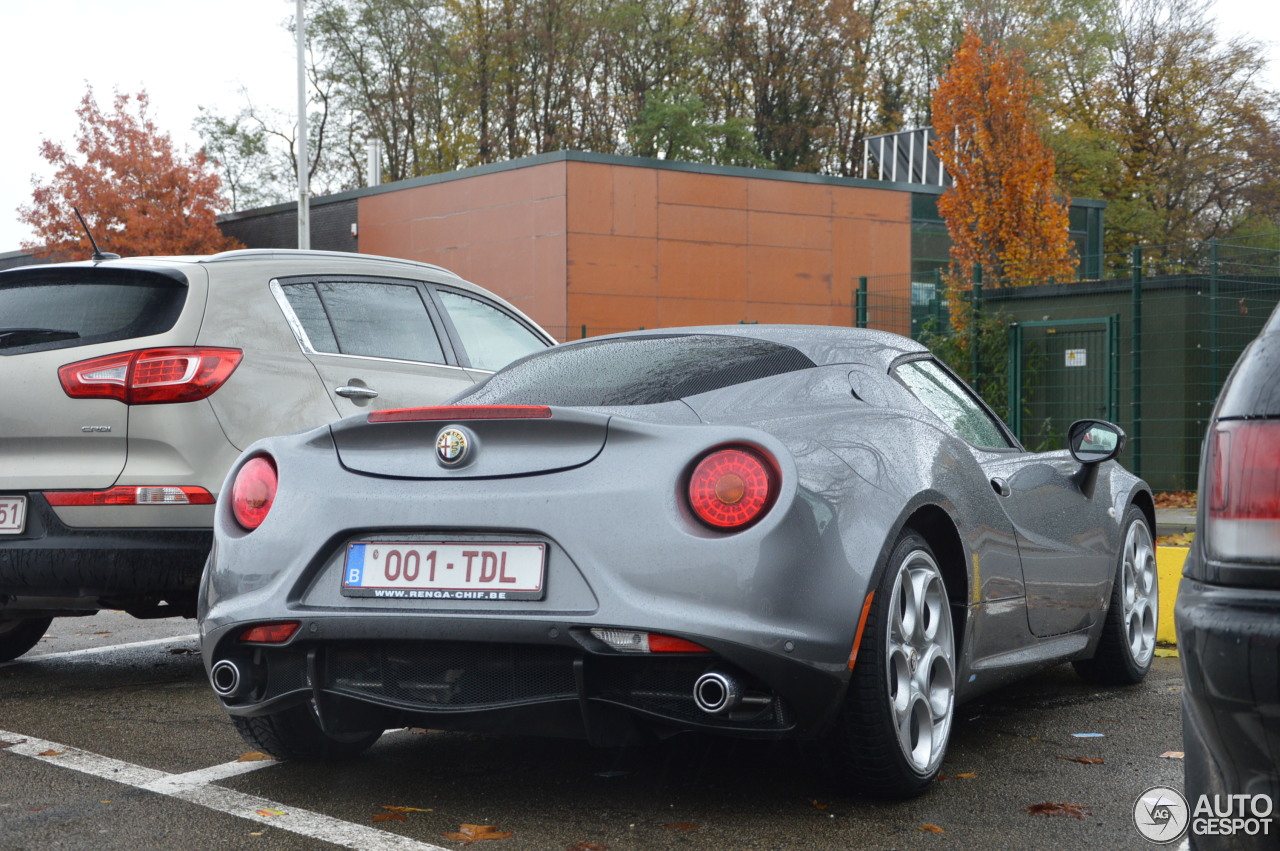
xmin=2 ymin=0 xmax=1278 ymax=253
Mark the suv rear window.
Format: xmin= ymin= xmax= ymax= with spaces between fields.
xmin=0 ymin=267 xmax=188 ymax=355
xmin=458 ymin=334 xmax=816 ymax=406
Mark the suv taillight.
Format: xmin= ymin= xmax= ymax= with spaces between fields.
xmin=1206 ymin=420 xmax=1280 ymax=562
xmin=59 ymin=347 xmax=242 ymax=404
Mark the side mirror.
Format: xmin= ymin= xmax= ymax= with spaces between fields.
xmin=1068 ymin=419 xmax=1126 ymax=465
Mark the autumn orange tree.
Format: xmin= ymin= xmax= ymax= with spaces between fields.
xmin=932 ymin=25 xmax=1076 ymax=330
xmin=20 ymin=87 xmax=240 ymax=259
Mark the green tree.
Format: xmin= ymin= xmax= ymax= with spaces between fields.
xmin=1052 ymin=0 xmax=1280 ymax=260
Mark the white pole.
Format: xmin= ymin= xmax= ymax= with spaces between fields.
xmin=296 ymin=0 xmax=310 ymax=250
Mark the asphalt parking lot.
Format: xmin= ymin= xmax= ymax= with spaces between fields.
xmin=0 ymin=610 xmax=1188 ymax=850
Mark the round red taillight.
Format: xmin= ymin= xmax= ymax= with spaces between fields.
xmin=231 ymin=456 xmax=277 ymax=530
xmin=688 ymin=447 xmax=778 ymax=530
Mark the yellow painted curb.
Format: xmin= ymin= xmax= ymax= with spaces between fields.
xmin=1157 ymin=546 xmax=1188 ymax=647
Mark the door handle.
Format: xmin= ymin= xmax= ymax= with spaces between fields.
xmin=991 ymin=477 xmax=1011 ymax=497
xmin=335 ymin=385 xmax=379 ymax=400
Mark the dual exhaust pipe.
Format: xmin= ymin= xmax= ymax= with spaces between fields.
xmin=210 ymin=658 xmax=254 ymax=699
xmin=214 ymin=657 xmax=769 ymax=716
xmin=692 ymin=671 xmax=771 ymax=715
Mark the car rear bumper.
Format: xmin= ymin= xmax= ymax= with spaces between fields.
xmin=1175 ymin=578 xmax=1280 ymax=821
xmin=202 ymin=614 xmax=848 ymax=745
xmin=0 ymin=494 xmax=210 ymax=614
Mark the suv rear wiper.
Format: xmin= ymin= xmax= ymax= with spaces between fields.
xmin=0 ymin=327 xmax=81 ymax=348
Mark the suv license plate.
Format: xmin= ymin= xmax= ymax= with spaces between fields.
xmin=341 ymin=541 xmax=546 ymax=601
xmin=0 ymin=496 xmax=27 ymax=534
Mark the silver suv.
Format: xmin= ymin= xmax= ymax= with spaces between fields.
xmin=0 ymin=249 xmax=554 ymax=661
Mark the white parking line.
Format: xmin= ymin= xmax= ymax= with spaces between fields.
xmin=0 ymin=729 xmax=450 ymax=851
xmin=0 ymin=633 xmax=200 ymax=667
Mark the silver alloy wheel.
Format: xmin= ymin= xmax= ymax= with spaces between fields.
xmin=886 ymin=549 xmax=955 ymax=774
xmin=1121 ymin=518 xmax=1158 ymax=667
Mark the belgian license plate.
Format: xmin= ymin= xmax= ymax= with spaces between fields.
xmin=0 ymin=496 xmax=26 ymax=535
xmin=341 ymin=541 xmax=546 ymax=600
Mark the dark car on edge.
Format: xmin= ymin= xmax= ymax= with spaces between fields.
xmin=1176 ymin=300 xmax=1280 ymax=848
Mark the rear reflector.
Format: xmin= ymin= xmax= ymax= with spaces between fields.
xmin=589 ymin=628 xmax=709 ymax=653
xmin=59 ymin=347 xmax=242 ymax=405
xmin=239 ymin=621 xmax=300 ymax=644
xmin=1206 ymin=420 xmax=1280 ymax=562
xmin=45 ymin=486 xmax=215 ymax=506
xmin=368 ymin=405 xmax=552 ymax=423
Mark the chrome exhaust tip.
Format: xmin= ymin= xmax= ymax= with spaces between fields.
xmin=210 ymin=659 xmax=244 ymax=697
xmin=693 ymin=671 xmax=741 ymax=715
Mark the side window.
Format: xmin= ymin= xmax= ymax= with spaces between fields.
xmin=894 ymin=359 xmax=1012 ymax=449
xmin=437 ymin=289 xmax=549 ymax=372
xmin=280 ymin=283 xmax=339 ymax=353
xmin=283 ymin=281 xmax=446 ymax=364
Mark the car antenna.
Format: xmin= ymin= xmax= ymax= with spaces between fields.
xmin=72 ymin=207 xmax=120 ymax=262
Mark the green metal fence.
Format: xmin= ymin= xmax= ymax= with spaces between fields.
xmin=856 ymin=234 xmax=1280 ymax=492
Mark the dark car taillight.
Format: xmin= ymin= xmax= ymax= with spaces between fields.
xmin=231 ymin=456 xmax=277 ymax=531
xmin=59 ymin=347 xmax=242 ymax=404
xmin=687 ymin=446 xmax=778 ymax=530
xmin=1205 ymin=420 xmax=1280 ymax=562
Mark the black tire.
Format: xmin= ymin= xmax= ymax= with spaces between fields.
xmin=230 ymin=701 xmax=382 ymax=760
xmin=821 ymin=531 xmax=957 ymax=798
xmin=0 ymin=616 xmax=53 ymax=663
xmin=1073 ymin=506 xmax=1157 ymax=686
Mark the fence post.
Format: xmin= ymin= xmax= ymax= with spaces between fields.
xmin=1007 ymin=322 xmax=1022 ymax=439
xmin=933 ymin=268 xmax=943 ymax=327
xmin=581 ymin=323 xmax=587 ymax=339
xmin=971 ymin=264 xmax=983 ymax=389
xmin=1131 ymin=246 xmax=1143 ymax=479
xmin=1209 ymin=240 xmax=1220 ymax=392
xmin=857 ymin=277 xmax=869 ymax=328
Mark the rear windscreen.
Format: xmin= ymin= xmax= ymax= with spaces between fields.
xmin=0 ymin=267 xmax=188 ymax=355
xmin=456 ymin=334 xmax=816 ymax=406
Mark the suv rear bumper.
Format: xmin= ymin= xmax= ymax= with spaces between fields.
xmin=0 ymin=494 xmax=210 ymax=615
xmin=1176 ymin=577 xmax=1280 ymax=829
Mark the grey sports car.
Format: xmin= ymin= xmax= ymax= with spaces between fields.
xmin=198 ymin=326 xmax=1157 ymax=798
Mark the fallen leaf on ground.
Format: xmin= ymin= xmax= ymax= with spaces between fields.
xmin=810 ymin=799 xmax=829 ymax=810
xmin=1025 ymin=802 xmax=1091 ymax=819
xmin=238 ymin=752 xmax=274 ymax=762
xmin=918 ymin=824 xmax=945 ymax=834
xmin=382 ymin=805 xmax=431 ymax=813
xmin=0 ymin=739 xmax=27 ymax=748
xmin=1154 ymin=490 xmax=1196 ymax=509
xmin=953 ymin=771 xmax=978 ymax=779
xmin=1161 ymin=751 xmax=1184 ymax=759
xmin=255 ymin=808 xmax=286 ymax=818
xmin=93 ymin=631 xmax=110 ymax=635
xmin=1058 ymin=756 xmax=1104 ymax=765
xmin=662 ymin=823 xmax=700 ymax=831
xmin=168 ymin=647 xmax=198 ymax=655
xmin=1156 ymin=532 xmax=1194 ymax=546
xmin=373 ymin=812 xmax=407 ymax=822
xmin=566 ymin=843 xmax=608 ymax=851
xmin=37 ymin=749 xmax=62 ymax=757
xmin=442 ymin=824 xmax=513 ymax=842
